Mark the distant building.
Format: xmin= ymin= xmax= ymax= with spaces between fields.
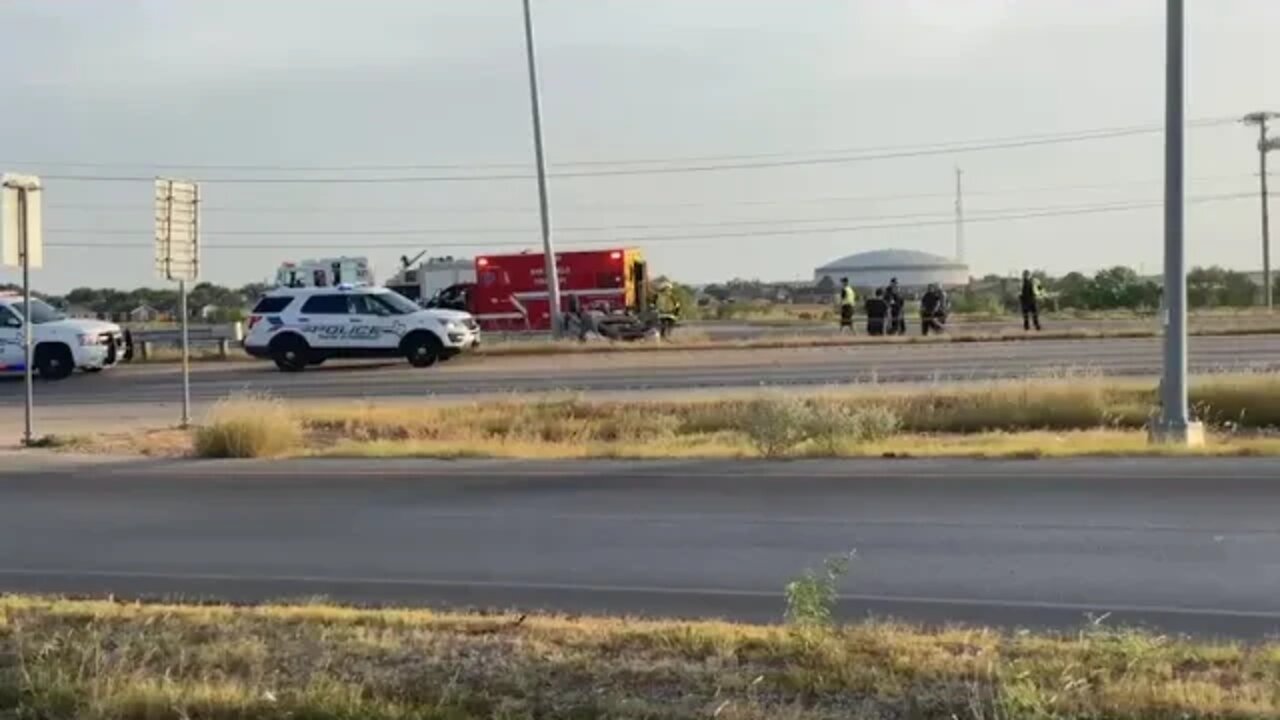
xmin=814 ymin=249 xmax=970 ymax=289
xmin=128 ymin=304 xmax=161 ymax=323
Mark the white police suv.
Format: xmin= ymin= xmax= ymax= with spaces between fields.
xmin=244 ymin=284 xmax=480 ymax=372
xmin=0 ymin=294 xmax=127 ymax=380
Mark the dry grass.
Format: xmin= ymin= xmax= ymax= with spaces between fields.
xmin=1 ymin=595 xmax=1277 ymax=719
xmin=192 ymin=395 xmax=303 ymax=458
xmin=110 ymin=373 xmax=1277 ymax=459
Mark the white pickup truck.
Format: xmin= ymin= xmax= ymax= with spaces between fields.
xmin=0 ymin=295 xmax=128 ymax=379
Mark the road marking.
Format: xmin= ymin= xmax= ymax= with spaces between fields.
xmin=1 ymin=567 xmax=1278 ymax=620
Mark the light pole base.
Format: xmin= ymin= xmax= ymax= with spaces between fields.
xmin=1148 ymin=420 xmax=1206 ymax=447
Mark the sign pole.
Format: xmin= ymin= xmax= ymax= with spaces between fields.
xmin=154 ymin=177 xmax=200 ymax=429
xmin=179 ymin=278 xmax=191 ymax=428
xmin=19 ymin=188 xmax=33 ymax=446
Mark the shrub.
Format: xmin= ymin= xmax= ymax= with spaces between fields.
xmin=193 ymin=395 xmax=302 ymax=458
xmin=804 ymin=402 xmax=902 ymax=454
xmin=784 ymin=551 xmax=855 ymax=627
xmin=733 ymin=397 xmax=813 ymax=457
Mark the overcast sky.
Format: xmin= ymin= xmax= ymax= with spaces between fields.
xmin=1 ymin=0 xmax=1277 ymax=292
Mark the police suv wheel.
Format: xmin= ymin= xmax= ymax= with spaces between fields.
xmin=404 ymin=334 xmax=441 ymax=368
xmin=270 ymin=336 xmax=309 ymax=373
xmin=35 ymin=344 xmax=75 ymax=381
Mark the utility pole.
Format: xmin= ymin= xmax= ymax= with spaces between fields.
xmin=521 ymin=0 xmax=563 ymax=337
xmin=1243 ymin=111 xmax=1278 ymax=309
xmin=954 ymin=167 xmax=965 ymax=262
xmin=1152 ymin=0 xmax=1202 ymax=446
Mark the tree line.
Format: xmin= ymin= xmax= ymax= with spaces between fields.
xmin=3 ymin=264 xmax=1271 ymax=321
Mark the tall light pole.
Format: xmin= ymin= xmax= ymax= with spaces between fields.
xmin=1153 ymin=0 xmax=1203 ymax=446
xmin=521 ymin=0 xmax=563 ymax=336
xmin=1243 ymin=111 xmax=1278 ymax=309
xmin=953 ymin=167 xmax=965 ymax=262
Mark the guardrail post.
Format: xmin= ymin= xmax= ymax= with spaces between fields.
xmin=139 ymin=341 xmax=153 ymax=361
xmin=217 ymin=339 xmax=230 ymax=359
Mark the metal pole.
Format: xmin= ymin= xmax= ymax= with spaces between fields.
xmin=521 ymin=0 xmax=563 ymax=337
xmin=1157 ymin=0 xmax=1193 ymax=440
xmin=18 ymin=188 xmax=34 ymax=446
xmin=1259 ymin=118 xmax=1272 ymax=309
xmin=179 ymin=279 xmax=191 ymax=428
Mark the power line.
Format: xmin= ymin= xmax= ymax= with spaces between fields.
xmin=43 ymin=192 xmax=1253 ymax=250
xmin=34 ymin=117 xmax=1241 ymax=185
xmin=5 ymin=116 xmax=1236 ymax=173
xmin=45 ymin=193 xmax=1251 ymax=238
xmin=43 ymin=173 xmax=1260 ymax=216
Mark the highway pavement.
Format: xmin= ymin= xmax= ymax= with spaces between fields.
xmin=2 ymin=457 xmax=1278 ymax=637
xmin=3 ymin=335 xmax=1280 ymax=414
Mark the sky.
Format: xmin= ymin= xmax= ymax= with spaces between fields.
xmin=0 ymin=0 xmax=1277 ymax=292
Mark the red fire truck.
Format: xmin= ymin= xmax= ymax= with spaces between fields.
xmin=466 ymin=248 xmax=649 ymax=332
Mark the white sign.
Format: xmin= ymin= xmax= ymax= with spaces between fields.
xmin=1 ymin=174 xmax=43 ymax=269
xmin=154 ymin=178 xmax=200 ymax=281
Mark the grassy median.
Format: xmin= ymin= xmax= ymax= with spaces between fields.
xmin=1 ymin=596 xmax=1277 ymax=719
xmin=63 ymin=372 xmax=1252 ymax=458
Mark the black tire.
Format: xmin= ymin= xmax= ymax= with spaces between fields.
xmin=35 ymin=344 xmax=75 ymax=381
xmin=403 ymin=332 xmax=442 ymax=368
xmin=270 ymin=335 xmax=310 ymax=373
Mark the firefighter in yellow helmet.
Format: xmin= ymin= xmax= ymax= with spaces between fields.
xmin=653 ymin=280 xmax=681 ymax=338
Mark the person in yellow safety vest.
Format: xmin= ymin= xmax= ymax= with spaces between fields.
xmin=836 ymin=277 xmax=857 ymax=333
xmin=653 ymin=281 xmax=681 ymax=338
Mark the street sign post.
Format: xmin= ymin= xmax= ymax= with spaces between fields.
xmin=1 ymin=173 xmax=43 ymax=446
xmin=154 ymin=178 xmax=200 ymax=428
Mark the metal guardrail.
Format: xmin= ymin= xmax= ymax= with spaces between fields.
xmin=126 ymin=323 xmax=243 ymax=360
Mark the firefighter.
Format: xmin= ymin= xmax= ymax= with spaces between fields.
xmin=884 ymin=277 xmax=906 ymax=335
xmin=1020 ymin=270 xmax=1043 ymax=331
xmin=920 ymin=283 xmax=947 ymax=335
xmin=653 ymin=281 xmax=681 ymax=339
xmin=864 ymin=288 xmax=888 ymax=336
xmin=836 ymin=278 xmax=857 ymax=333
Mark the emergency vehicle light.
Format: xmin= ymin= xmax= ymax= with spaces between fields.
xmin=610 ymin=251 xmax=622 ymax=260
xmin=477 ymin=258 xmax=489 ymax=267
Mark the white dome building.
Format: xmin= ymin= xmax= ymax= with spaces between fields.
xmin=814 ymin=249 xmax=969 ymax=289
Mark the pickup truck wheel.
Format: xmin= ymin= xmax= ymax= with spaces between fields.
xmin=403 ymin=333 xmax=442 ymax=368
xmin=35 ymin=344 xmax=75 ymax=381
xmin=270 ymin=336 xmax=310 ymax=373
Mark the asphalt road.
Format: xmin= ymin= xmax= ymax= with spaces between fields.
xmin=3 ymin=334 xmax=1280 ymax=412
xmin=2 ymin=457 xmax=1278 ymax=637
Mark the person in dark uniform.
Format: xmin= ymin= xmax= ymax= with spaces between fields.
xmin=884 ymin=277 xmax=906 ymax=335
xmin=864 ymin=288 xmax=888 ymax=336
xmin=920 ymin=283 xmax=947 ymax=335
xmin=1020 ymin=270 xmax=1042 ymax=331
xmin=837 ymin=278 xmax=857 ymax=333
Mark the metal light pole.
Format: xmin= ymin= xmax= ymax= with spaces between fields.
xmin=18 ymin=189 xmax=33 ymax=445
xmin=1243 ymin=111 xmax=1278 ymax=309
xmin=521 ymin=0 xmax=563 ymax=337
xmin=1153 ymin=0 xmax=1203 ymax=446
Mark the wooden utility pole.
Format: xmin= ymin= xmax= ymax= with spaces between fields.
xmin=1243 ymin=111 xmax=1278 ymax=309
